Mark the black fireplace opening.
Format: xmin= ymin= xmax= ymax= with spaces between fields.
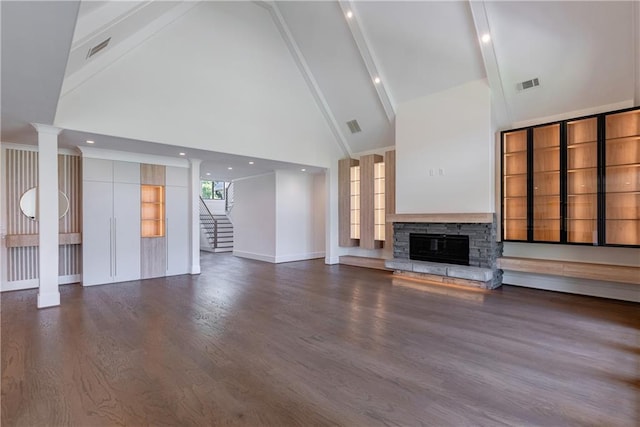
xmin=409 ymin=233 xmax=469 ymax=266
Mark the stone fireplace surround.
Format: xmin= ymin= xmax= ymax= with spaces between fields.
xmin=384 ymin=213 xmax=503 ymax=289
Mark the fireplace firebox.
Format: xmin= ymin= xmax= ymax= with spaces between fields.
xmin=409 ymin=233 xmax=469 ymax=266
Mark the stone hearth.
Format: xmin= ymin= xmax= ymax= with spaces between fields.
xmin=387 ymin=214 xmax=503 ymax=289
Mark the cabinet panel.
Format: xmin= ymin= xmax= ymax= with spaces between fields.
xmin=166 ymin=186 xmax=189 ymax=276
xmin=504 ymin=152 xmax=527 ymax=175
xmin=504 ymin=219 xmax=527 ymax=241
xmin=113 ymin=183 xmax=140 ymax=282
xmin=567 ymin=220 xmax=597 ymax=244
xmin=568 ymin=142 xmax=597 ymax=170
xmin=82 ymin=181 xmax=113 ymax=286
xmin=606 ymin=220 xmax=639 ymax=245
xmin=606 ymin=166 xmax=640 ymax=192
xmin=83 ymin=158 xmax=112 ymax=182
xmin=567 ymin=117 xmax=597 ymax=144
xmin=567 ymin=195 xmax=597 ymax=219
xmin=113 ymin=161 xmax=140 ymax=184
xmin=166 ymin=166 xmax=189 ymax=187
xmin=567 ymin=169 xmax=597 ymax=194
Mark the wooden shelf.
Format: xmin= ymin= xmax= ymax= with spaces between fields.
xmin=387 ymin=213 xmax=494 ymax=223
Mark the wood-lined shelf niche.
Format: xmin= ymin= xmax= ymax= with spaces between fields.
xmin=501 ymin=105 xmax=640 ymax=247
xmin=338 ymin=151 xmax=396 ymax=249
xmin=141 ymin=185 xmax=165 ymax=238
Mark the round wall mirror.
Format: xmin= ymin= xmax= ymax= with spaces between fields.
xmin=19 ymin=187 xmax=70 ymax=221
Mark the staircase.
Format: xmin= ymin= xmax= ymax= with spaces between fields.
xmin=199 ymin=197 xmax=234 ymax=253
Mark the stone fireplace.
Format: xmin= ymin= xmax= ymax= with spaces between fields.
xmin=385 ymin=213 xmax=503 ymax=289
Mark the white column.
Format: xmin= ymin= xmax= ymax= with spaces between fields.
xmin=189 ymin=158 xmax=202 ymax=274
xmin=325 ymin=165 xmax=341 ymax=264
xmin=32 ymin=124 xmax=62 ymax=308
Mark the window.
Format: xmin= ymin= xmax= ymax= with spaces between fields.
xmin=201 ymin=180 xmax=226 ymax=200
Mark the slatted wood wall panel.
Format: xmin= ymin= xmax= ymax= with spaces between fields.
xmin=4 ymin=149 xmax=81 ymax=282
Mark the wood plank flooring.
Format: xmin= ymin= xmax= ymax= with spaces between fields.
xmin=2 ymin=253 xmax=639 ymax=426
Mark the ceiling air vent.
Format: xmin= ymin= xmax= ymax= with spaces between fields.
xmin=517 ymin=77 xmax=540 ymax=92
xmin=346 ymin=119 xmax=361 ymax=134
xmin=86 ymin=37 xmax=111 ymax=59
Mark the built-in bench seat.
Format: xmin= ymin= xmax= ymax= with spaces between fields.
xmin=497 ymin=257 xmax=640 ymax=285
xmin=385 ymin=258 xmax=497 ymax=289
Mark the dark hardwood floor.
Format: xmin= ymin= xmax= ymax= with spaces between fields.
xmin=2 ymin=253 xmax=639 ymax=426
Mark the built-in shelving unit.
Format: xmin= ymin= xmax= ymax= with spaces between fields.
xmin=141 ymin=185 xmax=165 ymax=237
xmin=501 ymin=106 xmax=639 ymax=247
xmin=605 ymin=109 xmax=639 ymax=246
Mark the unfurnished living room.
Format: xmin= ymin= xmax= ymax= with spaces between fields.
xmin=1 ymin=1 xmax=639 ymax=426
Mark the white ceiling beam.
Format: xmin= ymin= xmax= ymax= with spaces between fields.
xmin=468 ymin=1 xmax=511 ymax=128
xmin=265 ymin=2 xmax=352 ymax=158
xmin=338 ymin=1 xmax=395 ymax=122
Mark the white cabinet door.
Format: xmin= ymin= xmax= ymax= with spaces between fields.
xmin=83 ymin=158 xmax=113 ymax=182
xmin=166 ymin=166 xmax=188 ymax=187
xmin=113 ymin=182 xmax=141 ymax=283
xmin=166 ymin=185 xmax=190 ymax=276
xmin=82 ymin=180 xmax=113 ymax=286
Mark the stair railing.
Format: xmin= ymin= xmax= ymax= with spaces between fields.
xmin=199 ymin=196 xmax=218 ymax=248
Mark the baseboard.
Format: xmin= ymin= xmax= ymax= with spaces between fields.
xmin=339 ymin=256 xmax=392 ymax=271
xmin=274 ymin=252 xmax=325 ymax=263
xmin=1 ymin=275 xmax=80 ymax=292
xmin=503 ymin=272 xmax=640 ymax=302
xmin=325 ymin=256 xmax=340 ymax=265
xmin=233 ymin=250 xmax=276 ymax=263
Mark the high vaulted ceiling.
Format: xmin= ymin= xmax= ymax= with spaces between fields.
xmin=2 ymin=1 xmax=638 ymax=178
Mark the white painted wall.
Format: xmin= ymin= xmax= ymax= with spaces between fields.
xmin=274 ymin=170 xmax=325 ymax=262
xmin=204 ymin=199 xmax=225 ymax=215
xmin=55 ymin=1 xmax=342 ymax=168
xmin=231 ymin=173 xmax=276 ymax=262
xmin=396 ymin=79 xmax=493 ymax=214
xmin=231 ymin=170 xmax=326 ymax=263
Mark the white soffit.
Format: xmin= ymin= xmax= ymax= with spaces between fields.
xmin=485 ymin=1 xmax=635 ymax=124
xmin=354 ymin=1 xmax=486 ymax=106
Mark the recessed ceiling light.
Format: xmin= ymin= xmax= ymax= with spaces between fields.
xmin=86 ymin=140 xmax=94 ymax=144
xmin=179 ymin=152 xmax=185 ymax=156
xmin=206 ymin=172 xmax=211 ymax=176
xmin=249 ymin=161 xmax=254 ymax=165
xmin=481 ymin=33 xmax=491 ymax=43
xmin=374 ymin=77 xmax=381 ymax=84
xmin=301 ymin=168 xmax=306 ymax=172
xmin=228 ymin=167 xmax=233 ymax=170
xmin=346 ymin=10 xmax=353 ymax=19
